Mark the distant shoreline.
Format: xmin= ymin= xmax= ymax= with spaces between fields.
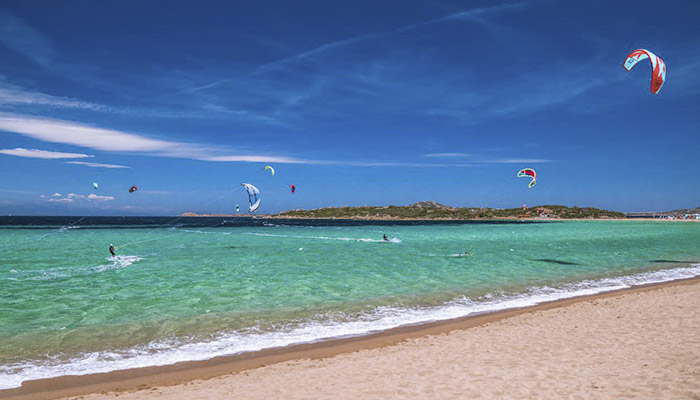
xmin=182 ymin=202 xmax=698 ymax=221
xmin=179 ymin=213 xmax=698 ymax=222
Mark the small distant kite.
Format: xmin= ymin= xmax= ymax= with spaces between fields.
xmin=290 ymin=184 xmax=296 ymax=194
xmin=129 ymin=185 xmax=138 ymax=193
xmin=264 ymin=165 xmax=275 ymax=176
xmin=93 ymin=182 xmax=98 ymax=190
xmin=623 ymin=49 xmax=666 ymax=94
xmin=241 ymin=183 xmax=261 ymax=213
xmin=517 ymin=168 xmax=537 ymax=188
xmin=236 ymin=204 xmax=240 ymax=212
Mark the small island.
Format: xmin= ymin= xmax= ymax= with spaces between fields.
xmin=274 ymin=201 xmax=625 ymax=220
xmin=181 ymin=202 xmax=700 ymax=220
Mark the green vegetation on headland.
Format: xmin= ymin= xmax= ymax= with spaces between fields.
xmin=273 ymin=201 xmax=627 ymax=220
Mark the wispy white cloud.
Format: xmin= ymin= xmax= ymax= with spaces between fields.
xmin=139 ymin=190 xmax=173 ymax=195
xmin=0 ymin=114 xmax=487 ymax=169
xmin=0 ymin=114 xmax=183 ymax=152
xmin=0 ymin=113 xmax=307 ymax=164
xmin=484 ymin=158 xmax=552 ymax=163
xmin=66 ymin=161 xmax=130 ymax=169
xmin=419 ymin=63 xmax=609 ymax=124
xmin=201 ymin=155 xmax=311 ymax=163
xmin=44 ymin=192 xmax=114 ymax=203
xmin=87 ymin=193 xmax=114 ymax=201
xmin=312 ymin=160 xmax=475 ymax=168
xmin=181 ymin=78 xmax=232 ymax=94
xmin=257 ymin=2 xmax=530 ymax=73
xmin=0 ymin=7 xmax=54 ymax=66
xmin=0 ymin=188 xmax=38 ymax=194
xmin=423 ymin=152 xmax=472 ymax=158
xmin=183 ymin=1 xmax=531 ymax=96
xmin=422 ymin=153 xmax=551 ymax=164
xmin=0 ymin=81 xmax=105 ymax=110
xmin=48 ymin=197 xmax=73 ymax=203
xmin=0 ymin=147 xmax=93 ymax=159
xmin=489 ymin=76 xmax=605 ymax=116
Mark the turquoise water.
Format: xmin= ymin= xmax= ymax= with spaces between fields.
xmin=1 ymin=220 xmax=699 ymax=388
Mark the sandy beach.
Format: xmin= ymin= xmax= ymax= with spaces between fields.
xmin=2 ymin=278 xmax=697 ymax=400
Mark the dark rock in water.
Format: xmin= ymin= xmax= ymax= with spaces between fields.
xmin=533 ymin=258 xmax=581 ymax=266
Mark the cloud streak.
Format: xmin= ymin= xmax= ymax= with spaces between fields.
xmin=423 ymin=152 xmax=472 ymax=158
xmin=0 ymin=148 xmax=93 ymax=159
xmin=483 ymin=158 xmax=552 ymax=163
xmin=257 ymin=2 xmax=530 ymax=73
xmin=65 ymin=161 xmax=130 ymax=169
xmin=0 ymin=7 xmax=54 ymax=66
xmin=0 ymin=113 xmax=547 ymax=169
xmin=0 ymin=113 xmax=485 ymax=168
xmin=185 ymin=2 xmax=531 ymax=95
xmin=44 ymin=192 xmax=114 ymax=202
xmin=0 ymin=113 xmax=307 ymax=164
xmin=47 ymin=197 xmax=73 ymax=203
xmin=87 ymin=193 xmax=114 ymax=201
xmin=0 ymin=81 xmax=105 ymax=110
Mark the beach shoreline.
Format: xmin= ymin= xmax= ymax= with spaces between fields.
xmin=3 ymin=275 xmax=699 ymax=400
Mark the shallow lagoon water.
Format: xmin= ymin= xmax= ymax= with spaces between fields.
xmin=1 ymin=219 xmax=699 ymax=388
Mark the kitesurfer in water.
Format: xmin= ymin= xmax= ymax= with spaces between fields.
xmin=109 ymin=244 xmax=115 ymax=257
xmin=383 ymin=234 xmax=389 ymax=241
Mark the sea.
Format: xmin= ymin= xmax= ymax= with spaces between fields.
xmin=1 ymin=216 xmax=699 ymax=389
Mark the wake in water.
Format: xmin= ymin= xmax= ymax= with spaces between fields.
xmin=5 ymin=255 xmax=145 ymax=281
xmin=93 ymin=255 xmax=144 ymax=272
xmin=248 ymin=232 xmax=401 ymax=243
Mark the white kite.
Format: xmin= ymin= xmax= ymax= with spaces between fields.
xmin=241 ymin=183 xmax=261 ymax=213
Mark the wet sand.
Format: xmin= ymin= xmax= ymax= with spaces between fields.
xmin=3 ymin=277 xmax=700 ymax=400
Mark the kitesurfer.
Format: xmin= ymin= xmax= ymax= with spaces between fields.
xmin=383 ymin=234 xmax=389 ymax=241
xmin=109 ymin=244 xmax=115 ymax=257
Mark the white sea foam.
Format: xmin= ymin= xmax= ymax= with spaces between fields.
xmin=181 ymin=229 xmax=218 ymax=234
xmin=1 ymin=264 xmax=699 ymax=390
xmin=92 ymin=255 xmax=143 ymax=272
xmin=248 ymin=232 xmax=401 ymax=243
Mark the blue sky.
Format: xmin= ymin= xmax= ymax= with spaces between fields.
xmin=0 ymin=0 xmax=698 ymax=215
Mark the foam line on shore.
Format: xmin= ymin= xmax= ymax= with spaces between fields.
xmin=2 ymin=264 xmax=699 ymax=391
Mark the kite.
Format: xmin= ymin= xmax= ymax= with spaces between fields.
xmin=517 ymin=168 xmax=537 ymax=188
xmin=236 ymin=204 xmax=240 ymax=212
xmin=623 ymin=49 xmax=666 ymax=94
xmin=129 ymin=185 xmax=138 ymax=193
xmin=93 ymin=182 xmax=98 ymax=190
xmin=264 ymin=165 xmax=275 ymax=176
xmin=290 ymin=184 xmax=296 ymax=194
xmin=241 ymin=183 xmax=261 ymax=213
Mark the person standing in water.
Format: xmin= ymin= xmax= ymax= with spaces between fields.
xmin=109 ymin=244 xmax=115 ymax=257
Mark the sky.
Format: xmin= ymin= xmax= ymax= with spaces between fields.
xmin=0 ymin=0 xmax=698 ymax=215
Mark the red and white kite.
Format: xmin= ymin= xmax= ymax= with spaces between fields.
xmin=623 ymin=49 xmax=666 ymax=94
